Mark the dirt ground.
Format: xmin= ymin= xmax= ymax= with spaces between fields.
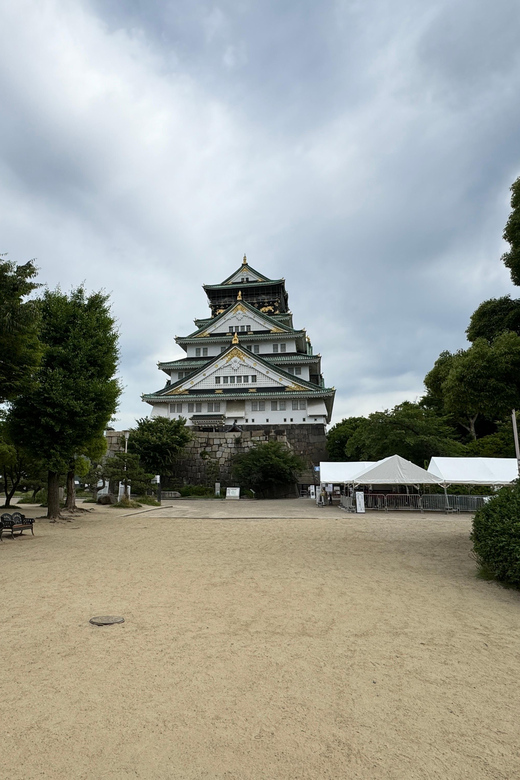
xmin=1 ymin=499 xmax=519 ymax=780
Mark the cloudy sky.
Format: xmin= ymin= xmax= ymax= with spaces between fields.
xmin=1 ymin=0 xmax=519 ymax=428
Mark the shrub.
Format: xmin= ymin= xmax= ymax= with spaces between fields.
xmin=135 ymin=495 xmax=161 ymax=506
xmin=471 ymin=483 xmax=520 ymax=587
xmin=231 ymin=441 xmax=304 ymax=498
xmin=178 ymin=484 xmax=214 ymax=497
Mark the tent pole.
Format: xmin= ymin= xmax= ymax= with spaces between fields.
xmin=444 ymin=485 xmax=449 ymax=513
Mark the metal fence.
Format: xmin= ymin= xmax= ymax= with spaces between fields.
xmin=340 ymin=493 xmax=490 ymax=513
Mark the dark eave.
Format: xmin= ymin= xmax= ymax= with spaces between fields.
xmin=185 ymin=298 xmax=297 ymax=339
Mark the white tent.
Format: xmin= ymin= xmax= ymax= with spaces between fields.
xmin=319 ymin=462 xmax=376 ymax=484
xmin=428 ymin=457 xmax=518 ymax=486
xmin=351 ymin=455 xmax=443 ymax=486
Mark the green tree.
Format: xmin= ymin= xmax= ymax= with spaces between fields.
xmin=326 ymin=417 xmax=366 ymax=460
xmin=345 ymin=402 xmax=464 ymax=466
xmin=231 ymin=441 xmax=304 ymax=498
xmin=102 ymin=451 xmax=153 ymax=498
xmin=9 ymin=287 xmax=120 ymax=519
xmin=127 ymin=416 xmax=191 ymax=482
xmin=466 ymin=296 xmax=520 ymax=342
xmin=502 ymin=176 xmax=520 ymax=286
xmin=0 ymin=257 xmax=41 ymax=402
xmin=441 ymin=333 xmax=520 ymax=439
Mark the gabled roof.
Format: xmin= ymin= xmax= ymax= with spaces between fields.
xmin=184 ymin=298 xmax=298 ymax=339
xmin=144 ymin=340 xmax=334 ymax=400
xmin=219 ymin=256 xmax=272 ymax=285
xmin=352 ymin=455 xmax=442 ymax=486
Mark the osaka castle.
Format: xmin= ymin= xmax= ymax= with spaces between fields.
xmin=142 ymin=256 xmax=335 ymax=431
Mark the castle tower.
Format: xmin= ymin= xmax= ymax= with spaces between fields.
xmin=142 ymin=257 xmax=335 ymax=432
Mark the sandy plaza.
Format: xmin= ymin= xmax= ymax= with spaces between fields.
xmin=1 ymin=499 xmax=519 ymax=780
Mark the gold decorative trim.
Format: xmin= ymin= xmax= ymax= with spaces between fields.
xmin=248 ymin=388 xmax=256 ymax=392
xmin=224 ymin=347 xmax=246 ymax=362
xmin=215 ymin=389 xmax=223 ymax=393
xmin=195 ymin=331 xmax=209 ymax=338
xmin=286 ymin=383 xmax=307 ymax=391
xmin=232 ymin=332 xmax=239 ymax=344
xmin=167 ymin=388 xmax=189 ymax=395
xmin=270 ymin=327 xmax=284 ymax=333
xmin=237 ymin=290 xmax=242 ymax=300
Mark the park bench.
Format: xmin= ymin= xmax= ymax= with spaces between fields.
xmin=0 ymin=512 xmax=34 ymax=541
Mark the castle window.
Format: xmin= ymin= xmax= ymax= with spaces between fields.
xmin=251 ymin=401 xmax=265 ymax=411
xmin=292 ymin=400 xmax=299 ymax=410
xmin=294 ymin=366 xmax=301 ymax=375
xmin=253 ymin=345 xmax=259 ymax=354
xmin=299 ymin=400 xmax=306 ymax=409
xmin=271 ymin=401 xmax=278 ymax=410
xmin=215 ymin=376 xmax=221 ymax=384
xmin=169 ymin=403 xmax=183 ymax=413
xmin=240 ymin=325 xmax=246 ymax=332
xmin=246 ymin=325 xmax=251 ymax=332
xmin=273 ymin=344 xmax=278 ymax=353
xmin=251 ymin=375 xmax=257 ymax=383
xmin=195 ymin=348 xmax=201 ymax=357
xmin=207 ymin=402 xmax=220 ymax=412
xmin=188 ymin=402 xmax=202 ymax=413
xmin=229 ymin=376 xmax=235 ymax=384
xmin=236 ymin=376 xmax=242 ymax=383
xmin=223 ymin=376 xmax=229 ymax=384
xmin=202 ymin=347 xmax=208 ymax=356
xmin=280 ymin=344 xmax=286 ymax=353
xmin=279 ymin=400 xmax=286 ymax=410
xmin=243 ymin=376 xmax=249 ymax=383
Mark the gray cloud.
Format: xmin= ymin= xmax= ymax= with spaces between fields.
xmin=1 ymin=0 xmax=519 ymax=427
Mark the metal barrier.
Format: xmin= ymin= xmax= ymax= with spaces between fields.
xmin=340 ymin=493 xmax=491 ymax=513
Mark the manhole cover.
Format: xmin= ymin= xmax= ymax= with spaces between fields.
xmin=89 ymin=615 xmax=125 ymax=626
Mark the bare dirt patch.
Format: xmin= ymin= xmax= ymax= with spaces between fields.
xmin=1 ymin=501 xmax=519 ymax=779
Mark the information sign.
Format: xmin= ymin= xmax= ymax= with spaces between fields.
xmin=226 ymin=487 xmax=240 ymax=500
xmin=355 ymin=491 xmax=366 ymax=513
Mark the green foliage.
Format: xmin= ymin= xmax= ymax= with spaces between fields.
xmin=424 ymin=334 xmax=520 ymax=439
xmin=471 ymin=483 xmax=520 ymax=588
xmin=326 ymin=417 xmax=366 ymax=460
xmin=345 ymin=402 xmax=465 ymax=466
xmin=467 ymin=296 xmax=520 ymax=342
xmin=102 ymin=451 xmax=153 ymax=496
xmin=0 ymin=257 xmax=41 ymax=403
xmin=111 ymin=497 xmax=142 ymax=509
xmin=128 ymin=416 xmax=191 ymax=478
xmin=502 ymin=176 xmax=520 ymax=286
xmin=135 ymin=495 xmax=161 ymax=506
xmin=231 ymin=441 xmax=304 ymax=497
xmin=178 ymin=484 xmax=214 ymax=497
xmin=9 ymin=286 xmax=120 ymax=473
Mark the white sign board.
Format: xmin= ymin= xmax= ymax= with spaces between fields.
xmin=355 ymin=491 xmax=365 ymax=514
xmin=215 ymin=482 xmax=221 ymax=496
xmin=309 ymin=485 xmax=315 ymax=499
xmin=226 ymin=487 xmax=240 ymax=500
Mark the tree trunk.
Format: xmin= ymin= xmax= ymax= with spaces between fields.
xmin=65 ymin=468 xmax=76 ymax=511
xmin=47 ymin=470 xmax=61 ymax=520
xmin=469 ymin=415 xmax=478 ymax=440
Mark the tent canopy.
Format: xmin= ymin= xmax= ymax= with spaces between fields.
xmin=428 ymin=457 xmax=518 ymax=486
xmin=319 ymin=462 xmax=376 ymax=484
xmin=351 ymin=455 xmax=443 ymax=486
xmin=320 ymin=455 xmax=443 ymax=486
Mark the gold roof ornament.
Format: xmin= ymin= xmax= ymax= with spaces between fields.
xmin=237 ymin=290 xmax=242 ymax=300
xmin=242 ymin=254 xmax=247 ymax=265
xmin=232 ymin=332 xmax=239 ymax=344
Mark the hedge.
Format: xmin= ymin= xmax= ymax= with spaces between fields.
xmin=471 ymin=483 xmax=520 ymax=587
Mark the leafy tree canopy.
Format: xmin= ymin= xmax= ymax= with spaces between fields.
xmin=326 ymin=417 xmax=366 ymax=461
xmin=102 ymin=451 xmax=153 ymax=496
xmin=9 ymin=286 xmax=120 ymax=517
xmin=466 ymin=296 xmax=520 ymax=342
xmin=502 ymin=176 xmax=520 ymax=286
xmin=345 ymin=402 xmax=465 ymax=466
xmin=128 ymin=416 xmax=191 ymax=478
xmin=0 ymin=257 xmax=41 ymax=402
xmin=231 ymin=441 xmax=304 ymax=497
xmin=440 ymin=333 xmax=520 ymax=439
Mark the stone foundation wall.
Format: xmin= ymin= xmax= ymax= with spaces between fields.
xmin=166 ymin=424 xmax=326 ymax=488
